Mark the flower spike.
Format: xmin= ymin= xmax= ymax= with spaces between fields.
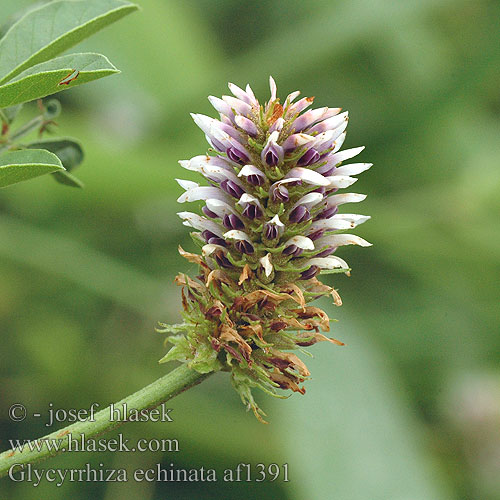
xmin=162 ymin=78 xmax=372 ymax=422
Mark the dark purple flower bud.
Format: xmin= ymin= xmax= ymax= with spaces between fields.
xmin=315 ymin=206 xmax=338 ymax=220
xmin=208 ymin=237 xmax=227 ymax=247
xmin=271 ymin=184 xmax=289 ymax=203
xmin=239 ymin=165 xmax=266 ymax=186
xmin=300 ymin=265 xmax=320 ymax=280
xmin=247 ymin=174 xmax=265 ymax=186
xmin=202 ymin=230 xmax=218 ymax=242
xmin=313 ymin=187 xmax=327 ymax=195
xmin=261 ymin=131 xmax=284 ymax=166
xmin=309 ymin=229 xmax=325 ymax=241
xmin=223 ymin=214 xmax=245 ymax=230
xmin=235 ymin=240 xmax=254 ymax=254
xmin=297 ymin=148 xmax=321 ymax=166
xmin=227 ymin=147 xmax=248 ymax=165
xmin=289 ymin=205 xmax=310 ymax=223
xmin=282 ymin=244 xmax=303 ymax=257
xmin=264 ymin=223 xmax=278 ymax=240
xmin=315 ymin=247 xmax=335 ymax=257
xmin=215 ymin=252 xmax=233 ymax=268
xmin=265 ymin=150 xmax=280 ymax=166
xmin=202 ymin=205 xmax=218 ymax=218
xmin=242 ymin=203 xmax=262 ymax=220
xmin=220 ymin=179 xmax=244 ymax=198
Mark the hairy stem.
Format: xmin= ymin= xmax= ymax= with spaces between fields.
xmin=0 ymin=365 xmax=210 ymax=478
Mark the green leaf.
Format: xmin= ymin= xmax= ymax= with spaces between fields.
xmin=0 ymin=0 xmax=138 ymax=85
xmin=52 ymin=170 xmax=85 ymax=188
xmin=26 ymin=138 xmax=85 ymax=188
xmin=0 ymin=52 xmax=119 ymax=108
xmin=26 ymin=138 xmax=84 ymax=172
xmin=0 ymin=149 xmax=64 ymax=188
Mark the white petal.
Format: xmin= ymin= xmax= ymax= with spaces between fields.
xmin=330 ymin=146 xmax=365 ymax=166
xmin=234 ymin=115 xmax=258 ymax=136
xmin=202 ymin=244 xmax=227 ymax=256
xmin=308 ymin=111 xmax=348 ymax=134
xmin=204 ymin=134 xmax=216 ymax=149
xmin=292 ymin=192 xmax=324 ymax=210
xmin=209 ymin=125 xmax=231 ymax=146
xmin=311 ymin=129 xmax=336 ymax=147
xmin=178 ymin=159 xmax=201 ymax=173
xmin=222 ymin=95 xmax=252 ymax=115
xmin=285 ymin=167 xmax=330 ymax=186
xmin=245 ymin=84 xmax=257 ymax=101
xmin=228 ymin=82 xmax=255 ymax=105
xmin=269 ymin=76 xmax=277 ymax=102
xmin=192 ymin=113 xmax=242 ymax=142
xmin=334 ymin=163 xmax=373 ymax=176
xmin=291 ymin=107 xmax=329 ymax=131
xmin=326 ymin=175 xmax=358 ymax=189
xmin=311 ymin=121 xmax=348 ymax=152
xmin=269 ymin=214 xmax=285 ymax=228
xmin=210 ymin=126 xmax=251 ymax=159
xmin=177 ymin=186 xmax=232 ymax=204
xmin=223 ymin=230 xmax=251 ymax=242
xmin=326 ymin=193 xmax=367 ymax=207
xmin=237 ymin=193 xmax=263 ymax=209
xmin=208 ymin=96 xmax=233 ymax=118
xmin=306 ymin=256 xmax=349 ymax=270
xmin=331 ymin=132 xmax=347 ymax=154
xmin=190 ymin=113 xmax=213 ymax=135
xmin=309 ymin=218 xmax=353 ymax=232
xmin=315 ymin=234 xmax=372 ymax=248
xmin=205 ymin=199 xmax=236 ymax=218
xmin=177 ymin=212 xmax=224 ymax=236
xmin=270 ymin=178 xmax=304 ymax=190
xmin=286 ymin=96 xmax=314 ymax=117
xmin=176 ymin=179 xmax=198 ymax=190
xmin=183 ymin=155 xmax=233 ymax=173
xmin=265 ymin=130 xmax=280 ymax=146
xmin=285 ymin=235 xmax=315 ymax=250
xmin=201 ymin=164 xmax=243 ymax=185
xmin=238 ymin=164 xmax=264 ymax=178
xmin=333 ymin=213 xmax=371 ymax=226
xmin=260 ymin=253 xmax=273 ymax=277
xmin=284 ymin=90 xmax=300 ymax=107
xmin=269 ymin=117 xmax=284 ymax=133
xmin=281 ymin=133 xmax=315 ymax=151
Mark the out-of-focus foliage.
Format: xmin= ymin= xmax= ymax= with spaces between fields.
xmin=1 ymin=0 xmax=499 ymax=498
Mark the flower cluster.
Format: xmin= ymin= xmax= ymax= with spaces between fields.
xmin=159 ymin=77 xmax=371 ymax=421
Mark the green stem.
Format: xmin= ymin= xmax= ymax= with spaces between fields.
xmin=9 ymin=115 xmax=43 ymax=142
xmin=0 ymin=365 xmax=210 ymax=478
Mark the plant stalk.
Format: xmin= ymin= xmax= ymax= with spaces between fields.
xmin=0 ymin=364 xmax=210 ymax=478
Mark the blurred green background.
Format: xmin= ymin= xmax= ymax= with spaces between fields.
xmin=1 ymin=0 xmax=500 ymax=498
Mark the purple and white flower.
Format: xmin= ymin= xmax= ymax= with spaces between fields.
xmin=175 ymin=77 xmax=371 ymax=280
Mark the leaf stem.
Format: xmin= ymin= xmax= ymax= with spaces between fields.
xmin=9 ymin=116 xmax=44 ymax=142
xmin=0 ymin=364 xmax=210 ymax=478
